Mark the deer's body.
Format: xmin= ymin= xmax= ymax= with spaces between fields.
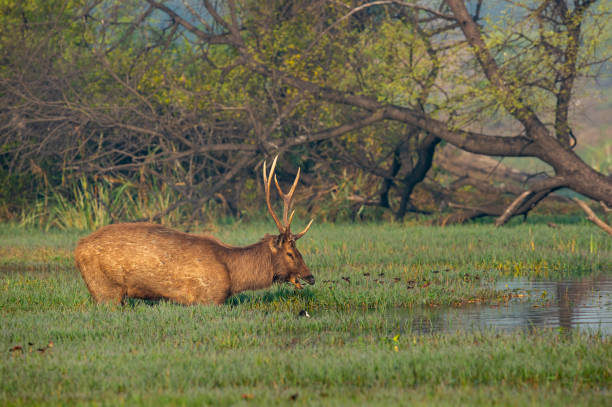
xmin=75 ymin=223 xmax=283 ymax=305
xmin=75 ymin=156 xmax=314 ymax=305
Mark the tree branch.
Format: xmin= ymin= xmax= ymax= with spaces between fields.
xmin=573 ymin=198 xmax=612 ymax=237
xmin=495 ymin=177 xmax=568 ymax=226
xmin=444 ymin=0 xmax=549 ymax=137
xmin=495 ymin=190 xmax=532 ymax=226
xmin=145 ymin=0 xmax=233 ymax=44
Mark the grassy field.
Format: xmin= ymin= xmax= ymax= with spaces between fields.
xmin=1 ymin=221 xmax=611 ymax=406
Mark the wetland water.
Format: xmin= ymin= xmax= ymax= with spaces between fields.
xmin=394 ymin=275 xmax=612 ymax=335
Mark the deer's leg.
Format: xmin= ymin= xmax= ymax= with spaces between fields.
xmin=86 ymin=273 xmax=125 ymax=304
xmin=77 ymin=260 xmax=125 ymax=304
xmin=92 ymin=282 xmax=126 ymax=305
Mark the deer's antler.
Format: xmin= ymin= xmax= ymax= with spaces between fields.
xmin=263 ymin=155 xmax=313 ymax=238
xmin=263 ymin=156 xmax=285 ymax=233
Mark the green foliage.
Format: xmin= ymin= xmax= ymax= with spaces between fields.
xmin=344 ymin=20 xmax=438 ymax=106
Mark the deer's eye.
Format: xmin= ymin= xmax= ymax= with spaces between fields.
xmin=287 ymin=252 xmax=294 ymax=259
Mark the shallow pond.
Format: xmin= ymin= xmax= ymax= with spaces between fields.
xmin=393 ymin=274 xmax=612 ymax=335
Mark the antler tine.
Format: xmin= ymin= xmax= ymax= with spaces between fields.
xmin=293 ymin=218 xmax=314 ymax=240
xmin=273 ymin=167 xmax=301 ymax=228
xmin=287 ymin=210 xmax=295 ymax=227
xmin=263 ymin=156 xmax=285 ymax=233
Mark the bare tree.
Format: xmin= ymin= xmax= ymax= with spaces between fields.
xmin=139 ymin=0 xmax=610 ymax=221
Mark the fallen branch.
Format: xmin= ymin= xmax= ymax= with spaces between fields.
xmin=573 ymin=198 xmax=612 ymax=237
xmin=495 ymin=190 xmax=533 ymax=226
xmin=493 ymin=177 xmax=568 ymax=226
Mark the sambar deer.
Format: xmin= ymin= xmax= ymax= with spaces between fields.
xmin=74 ymin=156 xmax=314 ymax=305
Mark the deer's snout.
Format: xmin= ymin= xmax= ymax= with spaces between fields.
xmin=302 ymin=275 xmax=315 ymax=285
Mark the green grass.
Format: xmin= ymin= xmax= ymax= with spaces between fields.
xmin=1 ymin=222 xmax=611 ymax=406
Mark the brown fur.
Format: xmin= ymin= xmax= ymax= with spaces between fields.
xmin=74 ymin=222 xmax=314 ymax=305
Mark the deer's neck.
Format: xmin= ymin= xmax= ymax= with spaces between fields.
xmin=221 ymin=241 xmax=274 ymax=295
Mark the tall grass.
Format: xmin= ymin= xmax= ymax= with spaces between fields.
xmin=18 ymin=177 xmax=195 ymax=230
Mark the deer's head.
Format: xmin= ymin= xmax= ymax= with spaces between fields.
xmin=263 ymin=156 xmax=314 ymax=289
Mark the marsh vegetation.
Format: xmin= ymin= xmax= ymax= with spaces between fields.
xmin=1 ymin=222 xmax=610 ymax=406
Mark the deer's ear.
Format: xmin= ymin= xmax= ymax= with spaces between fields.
xmin=269 ymin=238 xmax=279 ymax=254
xmin=270 ymin=235 xmax=285 ymax=251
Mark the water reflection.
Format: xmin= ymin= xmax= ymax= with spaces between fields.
xmin=393 ymin=275 xmax=612 ymax=335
